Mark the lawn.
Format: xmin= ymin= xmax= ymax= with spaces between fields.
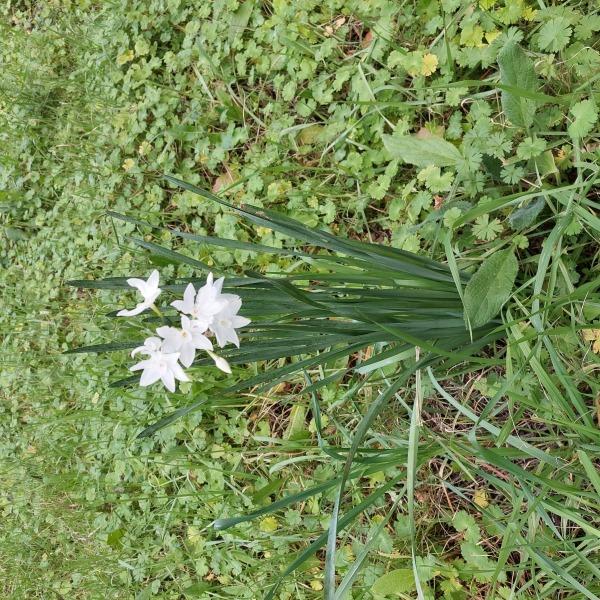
xmin=1 ymin=1 xmax=600 ymax=599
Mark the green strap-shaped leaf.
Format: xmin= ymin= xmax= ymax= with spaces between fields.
xmin=64 ymin=341 xmax=140 ymax=354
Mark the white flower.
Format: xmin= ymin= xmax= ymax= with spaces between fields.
xmin=117 ymin=270 xmax=161 ymax=317
xmin=156 ymin=315 xmax=213 ymax=368
xmin=131 ymin=336 xmax=162 ymax=358
xmin=207 ymin=350 xmax=232 ymax=374
xmin=171 ymin=274 xmax=228 ymax=330
xmin=130 ymin=344 xmax=189 ymax=392
xmin=211 ymin=295 xmax=251 ymax=348
xmin=170 ymin=271 xmax=250 ymax=351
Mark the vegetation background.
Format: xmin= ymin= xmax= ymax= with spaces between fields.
xmin=1 ymin=0 xmax=599 ymax=598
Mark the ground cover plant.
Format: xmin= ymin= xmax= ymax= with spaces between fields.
xmin=1 ymin=0 xmax=600 ymax=599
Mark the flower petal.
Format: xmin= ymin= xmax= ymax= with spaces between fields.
xmin=189 ymin=317 xmax=210 ymax=333
xmin=117 ymin=302 xmax=146 ymax=317
xmin=171 ymin=361 xmax=190 ymax=382
xmin=145 ymin=288 xmax=161 ymax=304
xmin=179 ymin=343 xmax=195 ymax=368
xmin=145 ymin=336 xmax=162 ymax=350
xmin=232 ymin=315 xmax=251 ymax=328
xmin=213 ymin=276 xmax=225 ymax=294
xmin=130 ymin=358 xmax=150 ymax=372
xmin=147 ymin=270 xmax=160 ymax=289
xmin=170 ymin=299 xmax=186 ymax=313
xmin=223 ymin=295 xmax=242 ymax=314
xmin=184 ymin=282 xmax=196 ymax=303
xmin=191 ymin=332 xmax=213 ymax=351
xmin=160 ymin=331 xmax=182 ymax=353
xmin=161 ymin=370 xmax=176 ymax=392
xmin=228 ymin=329 xmax=240 ymax=348
xmin=171 ymin=283 xmax=195 ymax=314
xmin=140 ymin=367 xmax=161 ymax=387
xmin=126 ymin=277 xmax=147 ymax=291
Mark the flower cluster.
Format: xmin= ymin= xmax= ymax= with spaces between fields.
xmin=118 ymin=271 xmax=250 ymax=392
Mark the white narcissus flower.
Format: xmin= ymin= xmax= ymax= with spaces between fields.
xmin=117 ymin=270 xmax=161 ymax=317
xmin=156 ymin=315 xmax=213 ymax=368
xmin=130 ymin=342 xmax=189 ymax=392
xmin=211 ymin=295 xmax=251 ymax=348
xmin=170 ymin=282 xmax=196 ymax=316
xmin=131 ymin=336 xmax=162 ymax=358
xmin=171 ymin=274 xmax=227 ymax=331
xmin=164 ymin=272 xmax=249 ymax=374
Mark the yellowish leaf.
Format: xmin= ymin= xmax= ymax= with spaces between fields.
xmin=117 ymin=49 xmax=134 ymax=65
xmin=485 ymin=30 xmax=500 ymax=44
xmin=298 ymin=124 xmax=323 ymax=145
xmin=473 ymin=488 xmax=489 ymax=508
xmin=343 ymin=544 xmax=355 ymax=562
xmin=460 ymin=24 xmax=484 ymax=48
xmin=122 ymin=158 xmax=135 ymax=171
xmin=138 ymin=140 xmax=151 ymax=156
xmin=212 ymin=167 xmax=238 ymax=193
xmin=187 ymin=526 xmax=203 ymax=546
xmin=421 ymin=53 xmax=439 ymax=76
xmin=259 ymin=516 xmax=279 ymax=533
xmin=582 ymin=329 xmax=600 ymax=354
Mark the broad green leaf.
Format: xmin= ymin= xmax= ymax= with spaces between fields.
xmin=583 ymin=302 xmax=600 ymax=321
xmin=106 ymin=528 xmax=125 ymax=549
xmin=183 ymin=582 xmax=214 ymax=597
xmin=4 ymin=226 xmax=28 ymax=241
xmin=508 ymin=197 xmax=545 ymax=230
xmin=463 ymin=249 xmax=518 ymax=328
xmin=251 ymin=478 xmax=285 ymax=504
xmin=371 ymin=569 xmax=416 ymax=596
xmin=534 ymin=150 xmax=558 ymax=178
xmin=415 ymin=555 xmax=439 ymax=583
xmin=460 ymin=541 xmax=496 ymax=583
xmin=382 ymin=134 xmax=462 ymax=167
xmin=452 ymin=510 xmax=480 ymax=543
xmin=298 ymin=123 xmax=324 ymax=145
xmin=568 ymin=99 xmax=598 ymax=139
xmin=537 ymin=17 xmax=572 ymax=52
xmin=497 ymin=42 xmax=539 ymax=128
xmin=284 ymin=404 xmax=308 ymax=440
xmin=229 ymin=0 xmax=254 ymax=42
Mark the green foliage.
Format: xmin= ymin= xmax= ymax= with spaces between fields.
xmin=569 ymin=100 xmax=598 ymax=139
xmin=507 ymin=196 xmax=545 ymax=230
xmin=2 ymin=0 xmax=600 ymax=598
xmin=382 ymin=135 xmax=463 ymax=167
xmin=537 ymin=17 xmax=572 ymax=52
xmin=463 ymin=248 xmax=518 ymax=328
xmin=371 ymin=568 xmax=416 ymax=596
xmin=497 ymin=42 xmax=539 ymax=129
